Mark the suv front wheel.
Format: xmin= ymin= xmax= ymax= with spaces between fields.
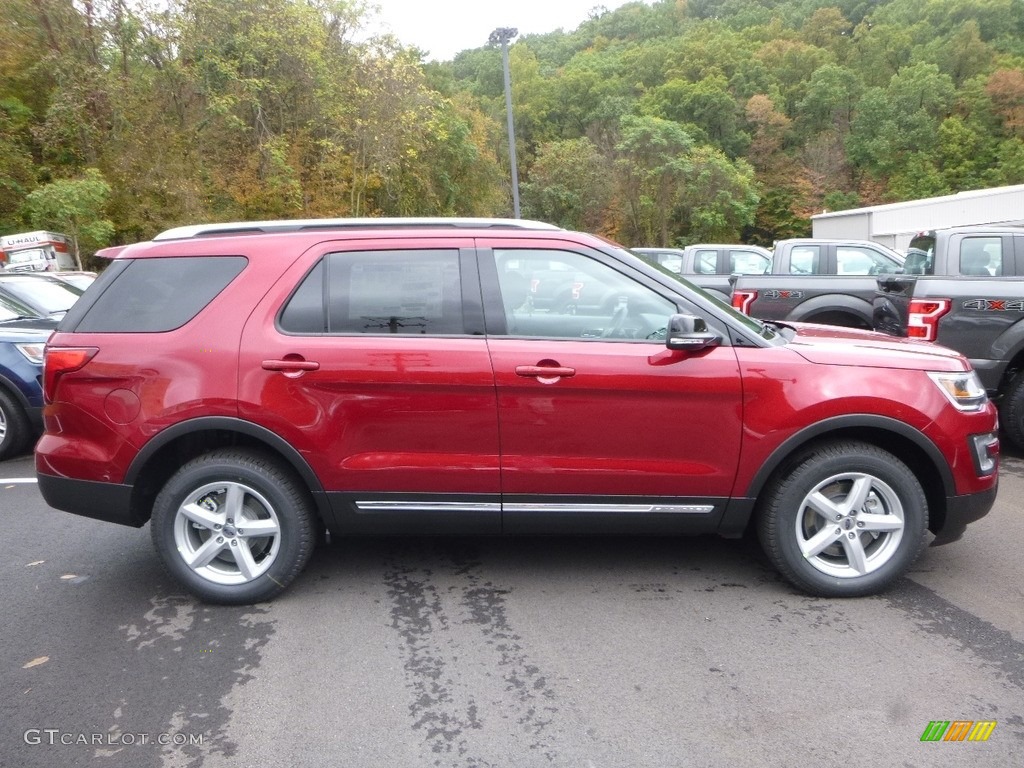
xmin=0 ymin=389 xmax=30 ymax=460
xmin=150 ymin=449 xmax=316 ymax=604
xmin=757 ymin=442 xmax=928 ymax=597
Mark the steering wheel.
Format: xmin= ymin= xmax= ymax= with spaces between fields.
xmin=600 ymin=299 xmax=629 ymax=338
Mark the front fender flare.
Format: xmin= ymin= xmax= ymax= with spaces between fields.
xmin=718 ymin=414 xmax=953 ymax=536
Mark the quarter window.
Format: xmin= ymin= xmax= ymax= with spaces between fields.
xmin=73 ymin=256 xmax=246 ymax=332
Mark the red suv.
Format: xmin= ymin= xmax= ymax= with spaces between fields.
xmin=36 ymin=218 xmax=999 ymax=604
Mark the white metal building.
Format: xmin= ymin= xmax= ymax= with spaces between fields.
xmin=811 ymin=184 xmax=1024 ymax=251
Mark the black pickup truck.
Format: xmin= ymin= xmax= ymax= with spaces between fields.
xmin=873 ymin=225 xmax=1024 ymax=447
xmin=633 ymin=244 xmax=771 ymax=302
xmin=731 ymin=239 xmax=905 ymax=328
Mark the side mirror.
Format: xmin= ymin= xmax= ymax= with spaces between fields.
xmin=666 ymin=314 xmax=721 ymax=351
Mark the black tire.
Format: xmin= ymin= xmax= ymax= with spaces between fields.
xmin=150 ymin=448 xmax=316 ymax=604
xmin=757 ymin=441 xmax=927 ymax=597
xmin=0 ymin=388 xmax=30 ymax=461
xmin=998 ymin=372 xmax=1024 ymax=451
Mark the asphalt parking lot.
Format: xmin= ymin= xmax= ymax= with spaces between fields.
xmin=2 ymin=449 xmax=1022 ymax=768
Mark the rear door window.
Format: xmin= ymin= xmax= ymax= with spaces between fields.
xmin=788 ymin=246 xmax=820 ymax=274
xmin=836 ymin=246 xmax=900 ymax=275
xmin=728 ymin=249 xmax=770 ymax=274
xmin=693 ymin=249 xmax=718 ymax=274
xmin=959 ymin=237 xmax=1003 ymax=276
xmin=280 ymin=250 xmax=465 ymax=335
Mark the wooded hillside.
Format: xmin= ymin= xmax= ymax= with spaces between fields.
xmin=2 ymin=0 xmax=1022 ymax=261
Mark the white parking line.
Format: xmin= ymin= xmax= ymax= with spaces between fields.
xmin=2 ymin=478 xmax=38 ymax=484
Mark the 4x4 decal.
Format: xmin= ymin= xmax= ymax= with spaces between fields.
xmin=963 ymin=299 xmax=1024 ymax=312
xmin=764 ymin=289 xmax=804 ymax=300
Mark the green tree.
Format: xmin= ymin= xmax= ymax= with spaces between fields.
xmin=796 ymin=64 xmax=863 ymax=138
xmin=614 ymin=115 xmax=695 ymax=246
xmin=0 ymin=98 xmax=37 ymax=232
xmin=936 ymin=115 xmax=990 ymax=189
xmin=521 ymin=137 xmax=611 ymax=231
xmin=642 ymin=74 xmax=749 ymax=158
xmin=754 ymin=39 xmax=833 ymax=115
xmin=677 ymin=146 xmax=759 ymax=242
xmin=850 ymin=20 xmax=913 ymax=87
xmin=23 ymin=168 xmax=115 ymax=268
xmin=886 ymin=152 xmax=948 ymax=200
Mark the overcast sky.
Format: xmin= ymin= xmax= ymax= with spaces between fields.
xmin=364 ymin=0 xmax=652 ymax=62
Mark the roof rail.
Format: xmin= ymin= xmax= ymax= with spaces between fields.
xmin=154 ymin=217 xmax=561 ymax=241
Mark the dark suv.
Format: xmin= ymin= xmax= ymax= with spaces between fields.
xmin=36 ymin=218 xmax=999 ymax=604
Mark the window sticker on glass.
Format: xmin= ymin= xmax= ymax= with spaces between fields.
xmin=348 ymin=262 xmax=446 ymax=320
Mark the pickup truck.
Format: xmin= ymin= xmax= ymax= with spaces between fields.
xmin=731 ymin=239 xmax=904 ymax=328
xmin=872 ymin=225 xmax=1024 ymax=448
xmin=632 ymin=244 xmax=771 ymax=302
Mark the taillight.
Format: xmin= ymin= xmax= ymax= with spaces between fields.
xmin=908 ymin=299 xmax=950 ymax=342
xmin=43 ymin=346 xmax=98 ymax=402
xmin=732 ymin=289 xmax=757 ymax=314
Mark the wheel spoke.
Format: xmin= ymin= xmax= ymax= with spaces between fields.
xmin=857 ymin=512 xmax=903 ymax=533
xmin=221 ymin=483 xmax=246 ymax=519
xmin=800 ymin=525 xmax=844 ymax=558
xmin=805 ymin=491 xmax=843 ymax=522
xmin=840 ymin=534 xmax=869 ymax=575
xmin=846 ymin=476 xmax=874 ymax=513
xmin=231 ymin=541 xmax=260 ymax=581
xmin=180 ymin=502 xmax=225 ymax=531
xmin=238 ymin=518 xmax=279 ymax=537
xmin=183 ymin=535 xmax=227 ymax=570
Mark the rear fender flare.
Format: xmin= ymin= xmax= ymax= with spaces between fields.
xmin=124 ymin=416 xmax=324 ymax=494
xmin=787 ymin=294 xmax=873 ymax=325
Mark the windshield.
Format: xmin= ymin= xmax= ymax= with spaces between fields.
xmin=54 ymin=273 xmax=96 ymax=290
xmin=8 ymin=249 xmax=46 ymax=265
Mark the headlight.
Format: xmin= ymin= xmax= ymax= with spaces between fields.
xmin=927 ymin=370 xmax=987 ymax=411
xmin=15 ymin=342 xmax=46 ymax=365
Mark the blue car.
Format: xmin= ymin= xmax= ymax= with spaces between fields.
xmin=0 ymin=303 xmax=54 ymax=459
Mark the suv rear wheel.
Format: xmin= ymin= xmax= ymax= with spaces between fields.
xmin=150 ymin=449 xmax=316 ymax=604
xmin=757 ymin=442 xmax=927 ymax=597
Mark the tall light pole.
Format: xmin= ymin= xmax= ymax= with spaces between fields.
xmin=489 ymin=27 xmax=521 ymax=218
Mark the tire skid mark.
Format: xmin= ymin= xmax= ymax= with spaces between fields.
xmin=385 ymin=562 xmax=485 ymax=764
xmin=115 ymin=597 xmax=275 ymax=768
xmin=384 ymin=544 xmax=562 ymax=766
xmin=891 ymin=579 xmax=1024 ymax=691
xmin=460 ymin=576 xmax=559 ymax=759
